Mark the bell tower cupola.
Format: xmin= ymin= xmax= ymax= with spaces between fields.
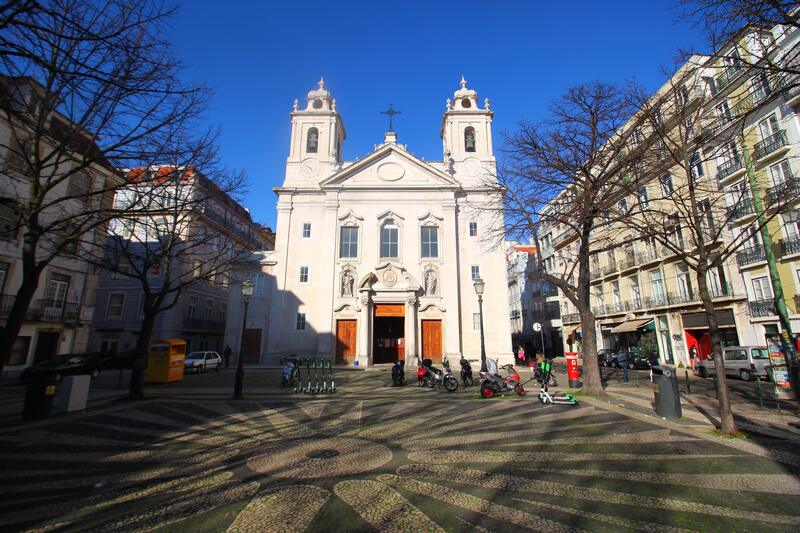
xmin=284 ymin=77 xmax=346 ymax=186
xmin=441 ymin=76 xmax=494 ymax=166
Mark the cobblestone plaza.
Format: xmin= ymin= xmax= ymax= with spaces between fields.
xmin=1 ymin=379 xmax=799 ymax=532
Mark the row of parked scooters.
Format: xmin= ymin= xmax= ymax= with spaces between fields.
xmin=281 ymin=357 xmax=336 ymax=394
xmin=391 ymin=356 xmax=577 ymax=404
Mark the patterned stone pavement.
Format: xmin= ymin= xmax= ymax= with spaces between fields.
xmin=0 ymin=391 xmax=799 ymax=532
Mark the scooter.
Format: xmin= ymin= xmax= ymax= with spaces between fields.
xmin=421 ymin=358 xmax=458 ymax=392
xmin=460 ymin=356 xmax=474 ymax=387
xmin=391 ymin=360 xmax=405 ymax=386
xmin=327 ymin=359 xmax=336 ymax=393
xmin=479 ymin=357 xmax=525 ymax=398
xmin=538 ymin=360 xmax=579 ymax=406
xmin=303 ymin=359 xmax=314 ymax=394
xmin=531 ymin=362 xmax=558 ymax=387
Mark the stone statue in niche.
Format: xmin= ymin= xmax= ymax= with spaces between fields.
xmin=424 ymin=269 xmax=437 ymax=296
xmin=341 ymin=270 xmax=354 ymax=297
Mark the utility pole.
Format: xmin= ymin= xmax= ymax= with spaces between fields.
xmin=742 ymin=144 xmax=800 ymax=402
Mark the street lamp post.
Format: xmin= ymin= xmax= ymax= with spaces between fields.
xmin=474 ymin=277 xmax=487 ymax=373
xmin=234 ymin=279 xmax=254 ymax=399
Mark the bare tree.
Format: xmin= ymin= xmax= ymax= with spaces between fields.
xmin=494 ymin=83 xmax=639 ymax=396
xmin=0 ymin=0 xmax=213 ymax=372
xmin=91 ymin=165 xmax=249 ymax=399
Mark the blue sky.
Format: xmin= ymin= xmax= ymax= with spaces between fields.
xmin=170 ymin=0 xmax=706 ymax=230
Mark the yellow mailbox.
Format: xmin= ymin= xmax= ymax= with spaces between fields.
xmin=146 ymin=339 xmax=187 ymax=383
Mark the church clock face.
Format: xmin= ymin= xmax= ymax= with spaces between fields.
xmin=313 ymin=98 xmax=323 ymax=109
xmin=461 ymin=98 xmax=471 ymax=108
xmin=300 ymin=157 xmax=320 ymax=177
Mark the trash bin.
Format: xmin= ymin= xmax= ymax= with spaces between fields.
xmin=22 ymin=371 xmax=58 ymax=421
xmin=55 ymin=375 xmax=91 ymax=413
xmin=651 ymin=365 xmax=682 ymax=419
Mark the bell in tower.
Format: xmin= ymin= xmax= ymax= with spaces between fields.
xmin=441 ymin=76 xmax=495 ymax=169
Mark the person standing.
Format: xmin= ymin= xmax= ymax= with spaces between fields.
xmin=223 ymin=345 xmax=232 ymax=369
xmin=689 ymin=345 xmax=698 ymax=369
xmin=517 ymin=345 xmax=526 ymax=364
xmin=617 ymin=351 xmax=629 ymax=383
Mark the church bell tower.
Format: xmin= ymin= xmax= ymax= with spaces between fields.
xmin=284 ymin=78 xmax=346 ymax=186
xmin=441 ymin=77 xmax=495 ymax=183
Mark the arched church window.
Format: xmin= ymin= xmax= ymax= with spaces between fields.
xmin=307 ymin=127 xmax=319 ymax=153
xmin=464 ymin=126 xmax=476 ymax=152
xmin=380 ymin=218 xmax=399 ymax=259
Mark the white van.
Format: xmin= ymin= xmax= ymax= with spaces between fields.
xmin=695 ymin=346 xmax=770 ymax=381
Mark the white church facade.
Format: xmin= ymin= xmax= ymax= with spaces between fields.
xmin=236 ymin=78 xmax=513 ymax=367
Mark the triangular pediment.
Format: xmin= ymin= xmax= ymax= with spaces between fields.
xmin=320 ymin=144 xmax=460 ymax=189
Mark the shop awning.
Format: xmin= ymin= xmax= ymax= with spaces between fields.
xmin=610 ymin=318 xmax=653 ymax=334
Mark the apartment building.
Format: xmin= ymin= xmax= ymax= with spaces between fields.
xmin=0 ymin=77 xmax=120 ymax=376
xmin=89 ymin=166 xmax=274 ymax=354
xmin=546 ymin=22 xmax=800 ymax=367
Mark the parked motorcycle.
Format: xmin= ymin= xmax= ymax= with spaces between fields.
xmin=479 ymin=358 xmax=525 ymax=398
xmin=460 ymin=356 xmax=474 ymax=387
xmin=391 ymin=359 xmax=405 ymax=386
xmin=421 ymin=358 xmax=458 ymax=392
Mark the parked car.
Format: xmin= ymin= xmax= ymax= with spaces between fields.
xmin=99 ymin=349 xmax=136 ymax=369
xmin=184 ymin=351 xmax=222 ymax=373
xmin=603 ymin=350 xmax=654 ymax=369
xmin=20 ymin=352 xmax=104 ymax=383
xmin=695 ymin=346 xmax=770 ymax=381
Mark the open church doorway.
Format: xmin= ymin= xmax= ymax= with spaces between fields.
xmin=373 ymin=304 xmax=404 ymax=363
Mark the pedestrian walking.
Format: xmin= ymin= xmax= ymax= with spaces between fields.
xmin=517 ymin=346 xmax=526 ymax=364
xmin=618 ymin=351 xmax=629 ymax=383
xmin=689 ymin=345 xmax=697 ymax=368
xmin=224 ymin=345 xmax=232 ymax=368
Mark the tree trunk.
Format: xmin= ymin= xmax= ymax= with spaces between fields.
xmin=578 ymin=308 xmax=604 ymax=395
xmin=696 ymin=269 xmax=737 ymax=434
xmin=0 ymin=239 xmax=44 ymax=374
xmin=129 ymin=309 xmax=157 ymax=400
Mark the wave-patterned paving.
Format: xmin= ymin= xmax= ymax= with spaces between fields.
xmin=0 ymin=396 xmax=798 ymax=532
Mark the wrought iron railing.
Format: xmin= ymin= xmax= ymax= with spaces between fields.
xmin=562 ymin=313 xmax=580 ymax=324
xmin=183 ymin=316 xmax=226 ymax=332
xmin=766 ymin=176 xmax=800 ymax=205
xmin=636 ymin=249 xmax=660 ymax=265
xmin=727 ymin=198 xmax=755 ymax=220
xmin=748 ymin=299 xmax=776 ymax=318
xmin=778 ymin=237 xmax=800 ymax=257
xmin=753 ymin=130 xmax=788 ymax=160
xmin=619 ymin=256 xmax=637 ymax=271
xmin=716 ymin=158 xmax=744 ymax=181
xmin=736 ymin=246 xmax=766 ymax=266
xmin=602 ymin=262 xmax=618 ymax=276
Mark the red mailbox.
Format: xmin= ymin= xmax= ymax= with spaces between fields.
xmin=565 ymin=352 xmax=580 ymax=388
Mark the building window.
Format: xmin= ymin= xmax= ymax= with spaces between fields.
xmin=302 ymin=222 xmax=311 ymax=239
xmin=299 ymin=265 xmax=309 ymax=283
xmin=752 ymin=276 xmax=772 ymax=301
xmin=690 ymin=152 xmax=704 ymax=181
xmin=420 ymin=226 xmax=439 ymax=258
xmin=8 ymin=336 xmax=31 ymax=366
xmin=769 ymin=159 xmax=792 ymax=185
xmin=380 ymin=219 xmax=399 ymax=259
xmin=464 ymin=126 xmax=476 ymax=152
xmin=99 ymin=339 xmax=119 ymax=354
xmin=617 ymin=198 xmax=628 ymax=215
xmin=46 ymin=273 xmax=70 ymax=307
xmin=339 ymin=226 xmax=358 ymax=258
xmin=715 ymin=100 xmax=732 ymax=124
xmin=67 ymin=172 xmax=91 ymax=198
xmin=0 ymin=202 xmax=20 ymax=241
xmin=637 ymin=187 xmax=650 ymax=209
xmin=629 ymin=276 xmax=641 ymax=305
xmin=220 ymin=302 xmax=226 ymax=324
xmin=251 ymin=273 xmax=266 ymax=296
xmin=650 ymin=269 xmax=665 ymax=304
xmin=660 ymin=173 xmax=674 ymax=197
xmin=296 ymin=312 xmax=307 ymax=330
xmin=205 ymin=299 xmax=214 ymax=320
xmin=0 ymin=261 xmax=8 ymax=294
xmin=193 ymin=260 xmax=202 ymax=279
xmin=469 ymin=222 xmax=478 ymax=237
xmin=188 ymin=295 xmax=197 ymax=319
xmin=676 ymin=263 xmax=693 ymax=300
xmin=472 ymin=312 xmax=481 ymax=331
xmin=107 ymin=293 xmax=125 ymax=319
xmin=471 ymin=265 xmax=481 ymax=281
xmin=306 ymin=128 xmax=319 ymax=153
xmin=758 ymin=113 xmax=780 ymax=141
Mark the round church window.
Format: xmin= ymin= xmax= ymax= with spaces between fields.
xmin=313 ymin=98 xmax=323 ymax=109
xmin=461 ymin=98 xmax=471 ymax=108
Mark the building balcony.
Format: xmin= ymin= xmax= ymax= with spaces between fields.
xmin=619 ymin=256 xmax=637 ymax=272
xmin=716 ymin=158 xmax=744 ymax=181
xmin=0 ymin=296 xmax=81 ymax=323
xmin=794 ymin=294 xmax=800 ymax=314
xmin=643 ymin=294 xmax=668 ymax=308
xmin=727 ymin=198 xmax=756 ymax=221
xmin=736 ymin=246 xmax=766 ymax=267
xmin=562 ymin=313 xmax=580 ymax=324
xmin=183 ymin=316 xmax=226 ymax=332
xmin=636 ymin=249 xmax=661 ymax=266
xmin=749 ymin=299 xmax=776 ymax=318
xmin=715 ymin=65 xmax=744 ymax=92
xmin=667 ymin=291 xmax=696 ymax=305
xmin=710 ymin=283 xmax=737 ymax=299
xmin=602 ymin=262 xmax=618 ymax=277
xmin=766 ymin=176 xmax=800 ymax=206
xmin=553 ymin=230 xmax=576 ymax=247
xmin=778 ymin=236 xmax=800 ymax=258
xmin=753 ymin=130 xmax=789 ymax=162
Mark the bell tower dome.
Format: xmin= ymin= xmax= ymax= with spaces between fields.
xmin=284 ymin=77 xmax=346 ymax=186
xmin=441 ymin=77 xmax=495 ymax=175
